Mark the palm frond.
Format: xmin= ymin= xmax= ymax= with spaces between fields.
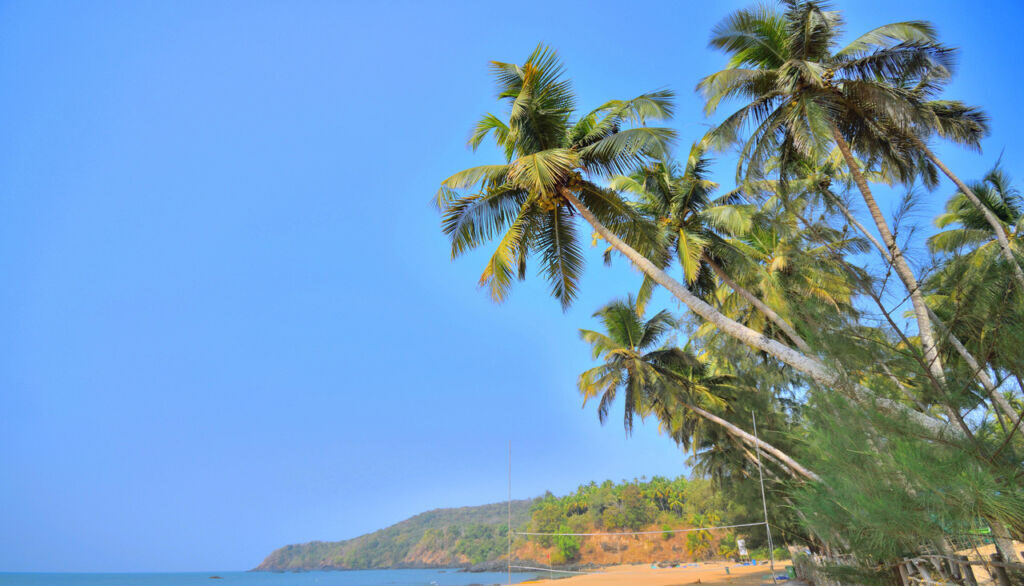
xmin=577 ymin=127 xmax=677 ymax=176
xmin=536 ymin=205 xmax=584 ymax=310
xmin=469 ymin=113 xmax=514 ymax=160
xmin=440 ymin=164 xmax=511 ymax=191
xmin=835 ymin=21 xmax=938 ymax=57
xmin=441 ymin=186 xmax=529 ymax=258
xmin=478 ymin=202 xmax=539 ymax=303
xmin=709 ymin=4 xmax=789 ymax=69
xmin=507 ymin=149 xmax=576 ymax=194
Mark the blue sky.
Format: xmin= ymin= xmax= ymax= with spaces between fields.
xmin=2 ymin=0 xmax=1022 ymax=573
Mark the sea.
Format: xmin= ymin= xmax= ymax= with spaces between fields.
xmin=0 ymin=570 xmax=540 ymax=586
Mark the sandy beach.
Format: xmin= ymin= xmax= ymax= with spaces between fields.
xmin=522 ymin=561 xmax=784 ymax=586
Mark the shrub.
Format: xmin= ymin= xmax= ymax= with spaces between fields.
xmin=555 ymin=524 xmax=580 ymax=561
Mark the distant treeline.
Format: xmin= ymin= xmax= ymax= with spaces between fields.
xmin=531 ymin=475 xmax=707 ymax=537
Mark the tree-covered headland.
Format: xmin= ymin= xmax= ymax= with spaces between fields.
xmin=436 ymin=1 xmax=1024 ymax=582
xmin=255 ymin=499 xmax=535 ymax=571
xmin=254 ymin=477 xmax=764 ymax=572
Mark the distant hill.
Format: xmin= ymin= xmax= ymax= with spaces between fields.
xmin=253 ymin=499 xmax=538 ymax=571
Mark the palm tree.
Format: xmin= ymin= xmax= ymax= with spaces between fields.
xmin=577 ymin=295 xmax=686 ymax=433
xmin=926 ymin=163 xmax=1024 ymax=427
xmin=437 ymin=43 xmax=952 ymax=437
xmin=785 ymin=148 xmax=1024 ymax=429
xmin=884 ymin=91 xmax=1024 ymax=290
xmin=437 ymin=44 xmax=673 ymax=310
xmin=611 ymin=141 xmax=723 ymax=290
xmin=668 ymin=491 xmax=685 ymax=517
xmin=698 ymin=0 xmax=952 ymax=387
xmin=711 ymin=211 xmax=862 ymax=352
xmin=577 ymin=296 xmax=819 ymax=481
xmin=689 ymin=422 xmax=759 ymax=485
xmin=685 ymin=512 xmax=719 ymax=559
xmin=929 ymin=164 xmax=1024 ymax=267
xmin=614 ymin=141 xmax=818 ymax=355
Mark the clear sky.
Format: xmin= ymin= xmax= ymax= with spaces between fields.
xmin=2 ymin=0 xmax=1022 ymax=574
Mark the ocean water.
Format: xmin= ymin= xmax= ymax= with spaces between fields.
xmin=0 ymin=570 xmax=539 ymax=586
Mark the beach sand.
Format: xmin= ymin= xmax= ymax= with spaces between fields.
xmin=522 ymin=561 xmax=785 ymax=586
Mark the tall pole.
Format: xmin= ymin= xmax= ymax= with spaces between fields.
xmin=753 ymin=413 xmax=778 ymax=586
xmin=508 ymin=440 xmax=512 ymax=586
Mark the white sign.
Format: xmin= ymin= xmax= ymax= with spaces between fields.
xmin=737 ymin=539 xmax=748 ymax=556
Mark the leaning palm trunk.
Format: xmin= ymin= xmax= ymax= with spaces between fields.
xmin=562 ymin=191 xmax=955 ymax=437
xmin=702 ymin=254 xmax=814 ymax=355
xmin=830 ymin=127 xmax=947 ymax=388
xmin=741 ymin=445 xmax=798 ymax=480
xmin=824 ymin=188 xmax=1023 ymax=428
xmin=914 ymin=139 xmax=1024 ymax=292
xmin=989 ymin=519 xmax=1022 ymax=569
xmin=928 ymin=309 xmax=1024 ymax=430
xmin=685 ymin=402 xmax=820 ymax=482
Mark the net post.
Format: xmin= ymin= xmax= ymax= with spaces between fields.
xmin=507 ymin=440 xmax=512 ymax=586
xmin=753 ymin=412 xmax=778 ymax=586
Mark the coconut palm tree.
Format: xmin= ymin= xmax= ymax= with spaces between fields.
xmin=685 ymin=512 xmax=719 ymax=559
xmin=437 ymin=44 xmax=673 ymax=310
xmin=613 ymin=141 xmax=821 ymax=355
xmin=577 ymin=295 xmax=687 ymax=432
xmin=926 ymin=163 xmax=1024 ymax=426
xmin=881 ymin=89 xmax=1024 ymax=290
xmin=711 ymin=210 xmax=863 ymax=349
xmin=929 ymin=164 xmax=1024 ymax=267
xmin=611 ymin=141 xmax=725 ymax=290
xmin=698 ymin=0 xmax=952 ymax=387
xmin=577 ymin=296 xmax=819 ymax=481
xmin=777 ymin=149 xmax=1023 ymax=428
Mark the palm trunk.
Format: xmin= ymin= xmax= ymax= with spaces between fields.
xmin=989 ymin=519 xmax=1021 ymax=568
xmin=825 ymin=188 xmax=1023 ymax=428
xmin=830 ymin=127 xmax=946 ymax=388
xmin=741 ymin=445 xmax=798 ymax=480
xmin=914 ymin=139 xmax=1024 ymax=292
xmin=702 ymin=254 xmax=814 ymax=355
xmin=822 ymin=188 xmax=888 ymax=261
xmin=928 ymin=309 xmax=1023 ymax=430
xmin=686 ymin=402 xmax=820 ymax=482
xmin=562 ymin=191 xmax=955 ymax=437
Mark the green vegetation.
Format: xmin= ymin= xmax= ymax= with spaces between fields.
xmin=523 ymin=476 xmax=751 ymax=564
xmin=553 ymin=526 xmax=579 ymax=564
xmin=529 ymin=476 xmax=720 ymax=537
xmin=435 ymin=1 xmax=1024 ymax=582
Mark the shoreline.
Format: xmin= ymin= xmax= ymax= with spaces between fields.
xmin=520 ymin=561 xmax=782 ymax=585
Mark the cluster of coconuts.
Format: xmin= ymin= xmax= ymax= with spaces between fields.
xmin=536 ymin=190 xmax=562 ymax=212
xmin=823 ymin=68 xmax=836 ymax=88
xmin=536 ymin=171 xmax=585 ymax=212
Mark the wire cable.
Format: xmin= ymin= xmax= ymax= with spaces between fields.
xmin=513 ymin=521 xmax=767 ymax=537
